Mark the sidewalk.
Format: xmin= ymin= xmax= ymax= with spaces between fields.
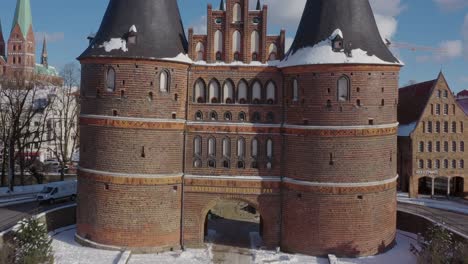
xmin=397 ymin=192 xmax=468 ymax=215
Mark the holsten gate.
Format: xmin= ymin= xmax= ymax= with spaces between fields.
xmin=76 ymin=0 xmax=402 ymax=257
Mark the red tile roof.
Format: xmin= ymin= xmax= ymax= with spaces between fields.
xmin=398 ymin=80 xmax=436 ymax=125
xmin=457 ymin=90 xmax=468 ymax=97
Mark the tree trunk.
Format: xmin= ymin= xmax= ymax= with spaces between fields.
xmin=8 ymin=138 xmax=15 ymax=192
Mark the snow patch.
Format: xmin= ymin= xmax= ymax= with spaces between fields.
xmin=194 ymin=60 xmax=280 ymax=67
xmin=160 ymin=53 xmax=193 ymax=64
xmin=398 ymin=122 xmax=416 ymax=136
xmin=99 ymin=38 xmax=128 ymax=52
xmin=280 ymin=29 xmax=402 ymax=67
xmin=129 ymin=25 xmax=137 ymax=33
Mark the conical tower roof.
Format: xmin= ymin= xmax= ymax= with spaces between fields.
xmin=11 ymin=0 xmax=33 ymax=38
xmin=79 ymin=0 xmax=188 ymax=60
xmin=282 ymin=0 xmax=400 ymax=66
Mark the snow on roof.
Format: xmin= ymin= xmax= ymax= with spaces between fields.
xmin=279 ymin=29 xmax=403 ymax=68
xmin=129 ymin=25 xmax=137 ymax=33
xmin=99 ymin=38 xmax=128 ymax=53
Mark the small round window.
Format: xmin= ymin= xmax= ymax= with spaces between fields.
xmin=253 ymin=17 xmax=261 ymax=24
xmin=215 ymin=18 xmax=222 ymax=24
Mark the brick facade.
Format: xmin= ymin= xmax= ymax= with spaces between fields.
xmin=398 ymin=74 xmax=467 ymax=198
xmin=77 ymin=0 xmax=401 ymax=258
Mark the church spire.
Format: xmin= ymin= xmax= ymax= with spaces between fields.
xmin=0 ymin=19 xmax=5 ymax=58
xmin=219 ymin=0 xmax=225 ymax=11
xmin=256 ymin=0 xmax=261 ymax=10
xmin=41 ymin=37 xmax=48 ymax=68
xmin=11 ymin=0 xmax=33 ymax=38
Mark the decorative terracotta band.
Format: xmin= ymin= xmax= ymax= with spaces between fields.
xmin=283 ymin=176 xmax=398 ymax=195
xmin=80 ymin=115 xmax=397 ymax=137
xmin=80 ymin=116 xmax=185 ymax=131
xmin=78 ymin=168 xmax=182 ymax=186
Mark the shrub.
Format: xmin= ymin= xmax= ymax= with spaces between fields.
xmin=13 ymin=218 xmax=53 ymax=264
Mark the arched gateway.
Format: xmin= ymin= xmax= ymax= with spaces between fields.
xmin=76 ymin=0 xmax=402 ymax=258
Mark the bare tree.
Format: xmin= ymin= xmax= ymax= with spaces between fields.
xmin=49 ymin=63 xmax=80 ymax=181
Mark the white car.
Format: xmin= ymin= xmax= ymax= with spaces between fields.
xmin=36 ymin=180 xmax=77 ymax=204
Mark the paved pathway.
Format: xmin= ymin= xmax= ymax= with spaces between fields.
xmin=398 ymin=202 xmax=468 ymax=237
xmin=0 ymin=200 xmax=74 ymax=231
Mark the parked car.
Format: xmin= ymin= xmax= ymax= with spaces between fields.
xmin=36 ymin=180 xmax=77 ymax=204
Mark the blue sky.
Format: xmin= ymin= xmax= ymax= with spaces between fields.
xmin=0 ymin=0 xmax=467 ymax=93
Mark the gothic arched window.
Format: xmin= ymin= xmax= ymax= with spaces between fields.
xmin=337 ymin=76 xmax=350 ymax=102
xmin=106 ymin=67 xmax=116 ymax=92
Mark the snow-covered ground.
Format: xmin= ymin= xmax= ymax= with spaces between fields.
xmin=398 ymin=192 xmax=468 ymax=215
xmin=51 ymin=227 xmax=418 ymax=264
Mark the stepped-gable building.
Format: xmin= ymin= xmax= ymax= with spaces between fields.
xmin=77 ymin=0 xmax=402 ymax=257
xmin=0 ymin=0 xmax=61 ymax=84
xmin=397 ymin=73 xmax=467 ymax=198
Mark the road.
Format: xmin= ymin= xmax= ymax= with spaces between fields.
xmin=398 ymin=202 xmax=468 ymax=236
xmin=0 ymin=200 xmax=74 ymax=232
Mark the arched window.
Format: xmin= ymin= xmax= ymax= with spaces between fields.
xmin=195 ymin=111 xmax=203 ymax=121
xmin=444 ymin=104 xmax=449 ymax=115
xmin=251 ymin=138 xmax=258 ymax=158
xmin=106 ymin=67 xmax=116 ymax=92
xmin=436 ymin=141 xmax=441 ymax=152
xmin=444 ymin=159 xmax=449 ymax=169
xmin=436 ymin=121 xmax=441 ymax=133
xmin=461 ymin=122 xmax=464 ymax=133
xmin=460 ymin=160 xmax=465 ymax=169
xmin=237 ymin=80 xmax=248 ymax=104
xmin=461 ymin=141 xmax=465 ymax=152
xmin=427 ymin=121 xmax=433 ymax=133
xmin=266 ymin=82 xmax=276 ymax=104
xmin=418 ymin=159 xmax=424 ymax=169
xmin=427 ymin=142 xmax=433 ymax=152
xmin=252 ymin=81 xmax=262 ymax=104
xmin=268 ymin=43 xmax=278 ymax=61
xmin=223 ymin=80 xmax=234 ymax=104
xmin=224 ymin=112 xmax=232 ymax=121
xmin=435 ymin=160 xmax=441 ymax=169
xmin=452 ymin=122 xmax=457 ymax=133
xmin=237 ymin=138 xmax=245 ymax=159
xmin=452 ymin=160 xmax=457 ymax=169
xmin=251 ymin=31 xmax=260 ymax=60
xmin=266 ymin=139 xmax=273 ymax=159
xmin=209 ymin=80 xmax=220 ymax=103
xmin=337 ymin=76 xmax=350 ymax=102
xmin=232 ymin=31 xmax=241 ymax=60
xmin=239 ymin=112 xmax=246 ymax=122
xmin=444 ymin=141 xmax=449 ymax=152
xmin=452 ymin=141 xmax=457 ymax=152
xmin=427 ymin=160 xmax=432 ymax=169
xmin=193 ymin=159 xmax=202 ymax=168
xmin=196 ymin=42 xmax=205 ymax=61
xmin=222 ymin=138 xmax=231 ymax=158
xmin=233 ymin=3 xmax=242 ymax=22
xmin=210 ymin=111 xmax=218 ymax=121
xmin=252 ymin=112 xmax=261 ymax=122
xmin=444 ymin=122 xmax=449 ymax=133
xmin=214 ymin=30 xmax=223 ymax=60
xmin=266 ymin=112 xmax=274 ymax=122
xmin=208 ymin=138 xmax=216 ymax=157
xmin=293 ymin=79 xmax=299 ymax=102
xmin=194 ymin=137 xmax=202 ymax=156
xmin=419 ymin=141 xmax=424 ymax=152
xmin=159 ymin=70 xmax=170 ymax=92
xmin=436 ymin=104 xmax=441 ymax=115
xmin=194 ymin=79 xmax=206 ymax=103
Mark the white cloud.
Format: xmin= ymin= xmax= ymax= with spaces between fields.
xmin=190 ymin=16 xmax=207 ymax=35
xmin=463 ymin=14 xmax=468 ymax=59
xmin=416 ymin=40 xmax=463 ymax=62
xmin=434 ymin=0 xmax=468 ymax=11
xmin=285 ymin=37 xmax=294 ymax=52
xmin=35 ymin=32 xmax=65 ymax=43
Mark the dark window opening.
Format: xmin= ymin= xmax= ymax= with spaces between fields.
xmin=208 ymin=160 xmax=216 ymax=168
xmin=141 ymin=146 xmax=146 ymax=158
xmin=112 ymin=110 xmax=118 ymax=116
xmin=195 ymin=111 xmax=203 ymax=121
xmin=369 ymin=119 xmax=374 ymax=125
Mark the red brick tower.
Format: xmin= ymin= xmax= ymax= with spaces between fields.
xmin=279 ymin=0 xmax=402 ymax=256
xmin=76 ymin=0 xmax=189 ymax=252
xmin=7 ymin=0 xmax=35 ymax=78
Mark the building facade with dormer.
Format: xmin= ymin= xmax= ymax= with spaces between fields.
xmin=77 ymin=0 xmax=403 ymax=257
xmin=397 ymin=73 xmax=467 ymax=198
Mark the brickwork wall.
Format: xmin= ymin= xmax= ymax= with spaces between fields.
xmin=80 ymin=59 xmax=189 ymax=120
xmin=283 ymin=66 xmax=400 ymax=126
xmin=80 ymin=125 xmax=184 ymax=174
xmin=77 ymin=173 xmax=182 ymax=251
xmin=5 ymin=25 xmax=35 ymax=78
xmin=281 ymin=186 xmax=397 ymax=257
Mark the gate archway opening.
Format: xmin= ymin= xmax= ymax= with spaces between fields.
xmin=418 ymin=177 xmax=433 ymax=196
xmin=451 ymin=177 xmax=465 ymax=197
xmin=434 ymin=177 xmax=448 ymax=196
xmin=203 ymin=199 xmax=263 ymax=248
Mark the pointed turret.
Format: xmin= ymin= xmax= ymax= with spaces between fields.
xmin=0 ymin=19 xmax=5 ymax=58
xmin=11 ymin=0 xmax=33 ymax=38
xmin=282 ymin=0 xmax=400 ymax=66
xmin=41 ymin=37 xmax=48 ymax=68
xmin=79 ymin=0 xmax=188 ymax=60
xmin=256 ymin=0 xmax=261 ymax=10
xmin=220 ymin=0 xmax=225 ymax=11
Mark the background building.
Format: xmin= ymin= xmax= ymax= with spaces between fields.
xmin=0 ymin=0 xmax=61 ymax=84
xmin=398 ymin=73 xmax=467 ymax=198
xmin=77 ymin=0 xmax=402 ymax=257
